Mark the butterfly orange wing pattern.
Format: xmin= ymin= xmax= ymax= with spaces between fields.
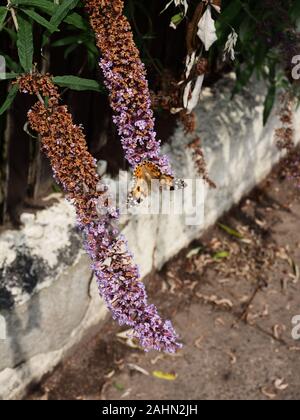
xmin=128 ymin=161 xmax=186 ymax=206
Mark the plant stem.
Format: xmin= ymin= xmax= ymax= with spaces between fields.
xmin=36 ymin=92 xmax=45 ymax=106
xmin=7 ymin=0 xmax=19 ymax=31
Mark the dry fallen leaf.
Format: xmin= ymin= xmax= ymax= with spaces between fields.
xmin=289 ymin=257 xmax=300 ymax=283
xmin=274 ymin=378 xmax=289 ymax=391
xmin=197 ymin=6 xmax=218 ymax=51
xmin=116 ymin=329 xmax=140 ymax=349
xmin=114 ymin=358 xmax=125 ymax=369
xmin=100 ymin=381 xmax=111 ymax=401
xmin=128 ymin=363 xmax=150 ymax=376
xmin=261 ymin=386 xmax=277 ymax=400
xmin=273 ymin=324 xmax=286 ymax=340
xmin=121 ymin=388 xmax=132 ymax=399
xmin=262 ymin=304 xmax=269 ymax=317
xmin=194 ymin=336 xmax=204 ymax=349
xmin=185 ymin=51 xmax=197 ymax=79
xmin=151 ymin=354 xmax=165 ymax=365
xmin=216 ymin=298 xmax=233 ymax=309
xmin=215 ymin=317 xmax=225 ymax=326
xmin=196 ymin=293 xmax=233 ymax=309
xmin=226 ymin=350 xmax=237 ymax=365
xmin=186 ymin=75 xmax=205 ymax=114
xmin=41 ymin=192 xmax=63 ymax=202
xmin=183 ymin=81 xmax=192 ymax=109
xmin=39 ymin=392 xmax=49 ymax=401
xmin=104 ymin=370 xmax=115 ymax=379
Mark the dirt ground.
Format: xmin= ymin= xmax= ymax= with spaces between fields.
xmin=26 ymin=158 xmax=300 ymax=401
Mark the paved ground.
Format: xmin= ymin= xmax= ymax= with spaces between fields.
xmin=27 ymin=158 xmax=300 ymax=400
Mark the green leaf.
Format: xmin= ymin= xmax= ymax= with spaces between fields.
xmin=51 ymin=34 xmax=85 ymax=47
xmin=53 ymin=75 xmax=104 ymax=92
xmin=218 ymin=223 xmax=243 ymax=239
xmin=52 ymin=33 xmax=97 ymax=58
xmin=290 ymin=1 xmax=300 ymax=23
xmin=0 ymin=84 xmax=18 ymax=116
xmin=10 ymin=0 xmax=55 ymax=13
xmin=232 ymin=63 xmax=254 ymax=96
xmin=170 ymin=12 xmax=184 ymax=27
xmin=0 ymin=53 xmax=21 ymax=72
xmin=17 ymin=14 xmax=33 ymax=72
xmin=10 ymin=0 xmax=86 ymax=29
xmin=84 ymin=39 xmax=98 ymax=56
xmin=239 ymin=17 xmax=254 ymax=44
xmin=0 ymin=72 xmax=20 ymax=80
xmin=113 ymin=383 xmax=125 ymax=391
xmin=0 ymin=6 xmax=8 ymax=30
xmin=213 ymin=251 xmax=230 ymax=260
xmin=21 ymin=9 xmax=59 ymax=33
xmin=50 ymin=0 xmax=79 ymax=28
xmin=3 ymin=26 xmax=18 ymax=42
xmin=64 ymin=12 xmax=87 ymax=30
xmin=263 ymin=84 xmax=276 ymax=125
xmin=87 ymin=50 xmax=97 ymax=71
xmin=254 ymin=42 xmax=268 ymax=71
xmin=218 ymin=0 xmax=242 ymax=25
xmin=63 ymin=43 xmax=78 ymax=59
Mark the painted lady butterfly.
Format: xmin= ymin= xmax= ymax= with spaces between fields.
xmin=128 ymin=161 xmax=186 ymax=206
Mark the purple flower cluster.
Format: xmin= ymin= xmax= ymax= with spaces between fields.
xmin=82 ymin=208 xmax=182 ymax=352
xmin=20 ymin=73 xmax=182 ymax=354
xmin=87 ymin=0 xmax=174 ymax=175
xmin=99 ymin=57 xmax=172 ymax=175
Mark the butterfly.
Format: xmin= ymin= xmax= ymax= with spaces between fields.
xmin=128 ymin=160 xmax=186 ymax=206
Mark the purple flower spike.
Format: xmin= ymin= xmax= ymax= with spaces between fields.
xmin=87 ymin=0 xmax=175 ymax=175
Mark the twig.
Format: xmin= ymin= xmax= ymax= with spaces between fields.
xmin=232 ymin=279 xmax=266 ymax=327
xmin=251 ymin=323 xmax=289 ymax=347
xmin=36 ymin=92 xmax=45 ymax=106
xmin=186 ymin=2 xmax=205 ymax=55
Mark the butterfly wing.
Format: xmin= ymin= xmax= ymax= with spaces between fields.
xmin=128 ymin=161 xmax=186 ymax=206
xmin=130 ymin=178 xmax=149 ymax=203
xmin=159 ymin=174 xmax=175 ymax=189
xmin=129 ymin=162 xmax=161 ymax=204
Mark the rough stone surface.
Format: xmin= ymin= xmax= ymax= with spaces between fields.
xmin=1 ymin=76 xmax=299 ymax=399
xmin=0 ymin=200 xmax=82 ymax=309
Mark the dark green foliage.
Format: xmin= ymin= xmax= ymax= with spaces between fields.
xmin=0 ymin=0 xmax=299 ymax=121
xmin=214 ymin=0 xmax=298 ymax=121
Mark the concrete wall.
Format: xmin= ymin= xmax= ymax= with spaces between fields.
xmin=1 ymin=76 xmax=299 ymax=399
